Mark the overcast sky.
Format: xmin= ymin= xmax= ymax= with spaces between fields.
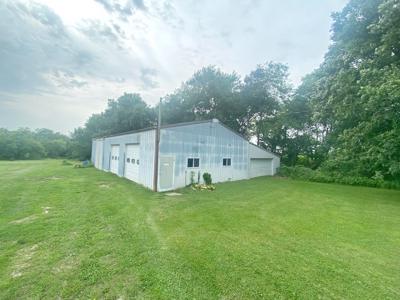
xmin=0 ymin=0 xmax=348 ymax=134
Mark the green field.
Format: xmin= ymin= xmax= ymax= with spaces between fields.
xmin=0 ymin=160 xmax=399 ymax=299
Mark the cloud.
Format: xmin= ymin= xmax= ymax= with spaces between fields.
xmin=78 ymin=19 xmax=125 ymax=48
xmin=94 ymin=0 xmax=146 ymax=20
xmin=51 ymin=71 xmax=88 ymax=89
xmin=140 ymin=68 xmax=159 ymax=89
xmin=152 ymin=1 xmax=184 ymax=29
xmin=0 ymin=1 xmax=93 ymax=94
xmin=131 ymin=0 xmax=146 ymax=11
xmin=0 ymin=0 xmax=158 ymax=96
xmin=0 ymin=0 xmax=163 ymax=132
xmin=0 ymin=0 xmax=349 ymax=133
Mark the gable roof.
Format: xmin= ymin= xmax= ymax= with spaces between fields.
xmin=93 ymin=118 xmax=280 ymax=157
xmin=93 ymin=119 xmax=214 ymax=139
xmin=249 ymin=142 xmax=280 ymax=159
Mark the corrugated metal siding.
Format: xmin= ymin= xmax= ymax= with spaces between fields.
xmin=138 ymin=130 xmax=156 ymax=189
xmin=91 ymin=139 xmax=104 ymax=169
xmin=91 ymin=139 xmax=97 ymax=164
xmin=93 ymin=130 xmax=155 ymax=190
xmin=91 ymin=119 xmax=280 ymax=192
xmin=249 ymin=144 xmax=280 ymax=174
xmin=159 ymin=120 xmax=249 ymax=190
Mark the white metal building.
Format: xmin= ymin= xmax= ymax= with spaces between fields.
xmin=91 ymin=119 xmax=280 ymax=192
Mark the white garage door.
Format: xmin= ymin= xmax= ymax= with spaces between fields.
xmin=110 ymin=145 xmax=120 ymax=175
xmin=249 ymin=158 xmax=272 ymax=178
xmin=125 ymin=144 xmax=140 ymax=183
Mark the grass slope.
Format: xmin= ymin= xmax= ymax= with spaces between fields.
xmin=0 ymin=160 xmax=399 ymax=299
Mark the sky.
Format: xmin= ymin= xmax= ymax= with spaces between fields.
xmin=0 ymin=0 xmax=348 ymax=134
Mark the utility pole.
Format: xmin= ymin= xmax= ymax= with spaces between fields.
xmin=153 ymin=98 xmax=162 ymax=191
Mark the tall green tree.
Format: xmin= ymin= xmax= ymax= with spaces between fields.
xmin=160 ymin=66 xmax=246 ymax=133
xmin=241 ymin=62 xmax=291 ymax=147
xmin=295 ymin=0 xmax=400 ymax=179
xmin=69 ymin=93 xmax=155 ymax=159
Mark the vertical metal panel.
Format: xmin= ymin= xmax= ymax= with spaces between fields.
xmin=159 ymin=121 xmax=249 ymax=190
xmin=248 ymin=144 xmax=280 ymax=174
xmin=92 ymin=130 xmax=155 ymax=190
xmin=99 ymin=139 xmax=104 ymax=169
xmin=91 ymin=140 xmax=97 ymax=164
xmin=249 ymin=158 xmax=273 ymax=177
xmin=92 ymin=139 xmax=104 ymax=169
xmin=91 ymin=120 xmax=280 ymax=192
xmin=138 ymin=130 xmax=156 ymax=189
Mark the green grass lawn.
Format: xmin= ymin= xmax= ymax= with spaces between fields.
xmin=0 ymin=160 xmax=399 ymax=299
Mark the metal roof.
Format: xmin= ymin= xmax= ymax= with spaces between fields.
xmin=93 ymin=118 xmax=280 ymax=157
xmin=93 ymin=119 xmax=215 ymax=139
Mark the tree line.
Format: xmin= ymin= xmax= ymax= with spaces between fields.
xmin=1 ymin=0 xmax=399 ymax=183
xmin=0 ymin=128 xmax=69 ymax=160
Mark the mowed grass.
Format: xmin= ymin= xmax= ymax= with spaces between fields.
xmin=0 ymin=161 xmax=399 ymax=299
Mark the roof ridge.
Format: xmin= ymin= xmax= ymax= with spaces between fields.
xmin=93 ymin=119 xmax=218 ymax=139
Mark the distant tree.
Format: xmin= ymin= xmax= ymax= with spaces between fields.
xmin=160 ymin=66 xmax=246 ymax=133
xmin=69 ymin=127 xmax=93 ymax=160
xmin=100 ymin=93 xmax=155 ymax=135
xmin=241 ymin=62 xmax=292 ymax=144
xmin=68 ymin=93 xmax=155 ymax=159
xmin=0 ymin=128 xmax=47 ymax=160
xmin=35 ymin=128 xmax=69 ymax=158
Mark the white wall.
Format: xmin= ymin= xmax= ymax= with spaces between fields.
xmin=92 ymin=130 xmax=156 ymax=190
xmin=91 ymin=120 xmax=281 ymax=192
xmin=158 ymin=120 xmax=249 ymax=191
xmin=248 ymin=144 xmax=280 ymax=175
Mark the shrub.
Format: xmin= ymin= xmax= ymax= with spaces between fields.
xmin=203 ymin=172 xmax=212 ymax=185
xmin=62 ymin=160 xmax=73 ymax=166
xmin=278 ymin=166 xmax=400 ymax=190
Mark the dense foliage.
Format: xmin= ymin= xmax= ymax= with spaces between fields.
xmin=69 ymin=93 xmax=155 ymax=159
xmin=297 ymin=0 xmax=400 ymax=181
xmin=0 ymin=128 xmax=69 ymax=160
xmin=279 ymin=166 xmax=400 ymax=189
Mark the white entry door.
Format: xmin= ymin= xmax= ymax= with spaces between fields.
xmin=125 ymin=144 xmax=140 ymax=183
xmin=110 ymin=145 xmax=120 ymax=175
xmin=159 ymin=156 xmax=174 ymax=191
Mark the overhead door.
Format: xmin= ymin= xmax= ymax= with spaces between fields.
xmin=110 ymin=145 xmax=120 ymax=174
xmin=249 ymin=158 xmax=272 ymax=178
xmin=125 ymin=144 xmax=140 ymax=183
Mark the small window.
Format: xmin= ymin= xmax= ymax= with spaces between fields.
xmin=187 ymin=158 xmax=200 ymax=168
xmin=132 ymin=159 xmax=135 ymax=164
xmin=194 ymin=158 xmax=199 ymax=167
xmin=187 ymin=158 xmax=193 ymax=168
xmin=127 ymin=158 xmax=130 ymax=163
xmin=223 ymin=158 xmax=231 ymax=166
xmin=137 ymin=159 xmax=139 ymax=165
